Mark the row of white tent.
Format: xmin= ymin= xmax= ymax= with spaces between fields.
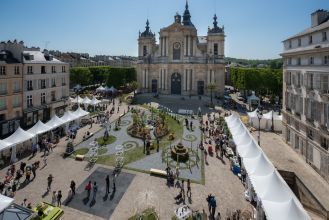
xmin=225 ymin=113 xmax=310 ymax=220
xmin=0 ymin=107 xmax=89 ymax=152
xmin=95 ymin=86 xmax=117 ymax=93
xmin=247 ymin=109 xmax=283 ymax=132
xmin=69 ymin=96 xmax=102 ymax=106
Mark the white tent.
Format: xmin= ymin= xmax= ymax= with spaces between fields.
xmin=262 ymin=199 xmax=311 ymax=220
xmin=27 ymin=120 xmax=51 ymax=136
xmin=96 ymin=86 xmax=105 ymax=92
xmin=224 ymin=115 xmax=310 ymax=220
xmin=45 ymin=115 xmax=65 ymax=129
xmin=82 ymin=96 xmax=92 ymax=105
xmin=248 ymin=110 xmax=282 ymax=132
xmin=0 ymin=195 xmax=14 ymax=213
xmin=74 ymin=107 xmax=89 ymax=118
xmin=89 ymin=96 xmax=101 ymax=106
xmin=4 ymin=127 xmax=34 ymax=146
xmin=243 ymin=153 xmax=274 ymax=177
xmin=61 ymin=111 xmax=78 ymax=122
xmin=0 ymin=140 xmax=12 ymax=151
xmin=70 ymin=95 xmax=83 ymax=103
xmin=109 ymin=86 xmax=117 ymax=93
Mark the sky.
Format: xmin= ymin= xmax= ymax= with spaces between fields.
xmin=1 ymin=0 xmax=328 ymax=59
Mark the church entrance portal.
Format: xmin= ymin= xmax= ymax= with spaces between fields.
xmin=171 ymin=73 xmax=181 ymax=95
xmin=197 ymin=81 xmax=204 ymax=95
xmin=151 ymin=79 xmax=158 ymax=93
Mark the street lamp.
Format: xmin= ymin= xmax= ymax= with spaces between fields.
xmin=256 ymin=109 xmax=263 ymax=146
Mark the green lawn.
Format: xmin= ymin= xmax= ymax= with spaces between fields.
xmin=97 ymin=148 xmax=108 ymax=155
xmin=158 ymin=115 xmax=183 ymax=149
xmin=128 ymin=208 xmax=159 ymax=220
xmin=97 ymin=135 xmax=117 ymax=146
xmin=73 ymin=148 xmax=89 ymax=155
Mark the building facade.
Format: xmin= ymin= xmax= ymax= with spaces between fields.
xmin=0 ymin=40 xmax=70 ymax=132
xmin=136 ymin=2 xmax=225 ymax=97
xmin=0 ymin=49 xmax=23 ymax=138
xmin=281 ymin=10 xmax=329 ymax=182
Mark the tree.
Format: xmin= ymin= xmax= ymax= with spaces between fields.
xmin=129 ymin=81 xmax=139 ymax=96
xmin=207 ymin=83 xmax=217 ymax=106
xmin=70 ymin=68 xmax=92 ymax=86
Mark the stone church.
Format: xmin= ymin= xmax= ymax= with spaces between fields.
xmin=136 ymin=1 xmax=225 ymax=97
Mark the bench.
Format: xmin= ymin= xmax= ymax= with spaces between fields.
xmin=150 ymin=168 xmax=167 ymax=177
xmin=83 ymin=133 xmax=94 ymax=141
xmin=75 ymin=154 xmax=85 ymax=161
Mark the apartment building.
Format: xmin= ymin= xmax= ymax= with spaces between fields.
xmin=0 ymin=40 xmax=70 ymax=130
xmin=281 ymin=10 xmax=329 ymax=182
xmin=0 ymin=49 xmax=23 ymax=138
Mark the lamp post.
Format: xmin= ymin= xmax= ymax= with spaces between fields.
xmin=256 ymin=109 xmax=263 ymax=146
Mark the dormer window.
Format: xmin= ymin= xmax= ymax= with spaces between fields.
xmin=298 ymin=38 xmax=301 ymax=46
xmin=323 ymin=32 xmax=327 ymax=42
xmin=309 ymin=35 xmax=313 ymax=44
xmin=288 ymin=40 xmax=292 ymax=48
xmin=309 ymin=57 xmax=314 ymax=65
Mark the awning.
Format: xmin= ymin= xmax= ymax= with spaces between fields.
xmin=60 ymin=111 xmax=78 ymax=122
xmin=3 ymin=127 xmax=34 ymax=146
xmin=27 ymin=120 xmax=51 ymax=136
xmin=0 ymin=195 xmax=14 ymax=213
xmin=74 ymin=107 xmax=89 ymax=118
xmin=45 ymin=115 xmax=65 ymax=129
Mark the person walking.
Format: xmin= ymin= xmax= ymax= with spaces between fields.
xmin=57 ymin=190 xmax=62 ymax=207
xmin=20 ymin=162 xmax=26 ymax=173
xmin=31 ymin=164 xmax=36 ymax=180
xmin=85 ymin=181 xmax=92 ymax=199
xmin=105 ymin=175 xmax=110 ymax=194
xmin=47 ymin=174 xmax=53 ymax=191
xmin=187 ymin=179 xmax=191 ymax=198
xmin=43 ymin=155 xmax=47 ymax=167
xmin=70 ymin=180 xmax=76 ymax=195
xmin=92 ymin=182 xmax=98 ymax=201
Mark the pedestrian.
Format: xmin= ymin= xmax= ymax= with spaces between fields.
xmin=113 ymin=176 xmax=116 ymax=190
xmin=21 ymin=198 xmax=27 ymax=207
xmin=210 ymin=196 xmax=217 ymax=218
xmin=70 ymin=180 xmax=76 ymax=195
xmin=241 ymin=167 xmax=246 ymax=184
xmin=47 ymin=174 xmax=53 ymax=191
xmin=206 ymin=194 xmax=212 ymax=213
xmin=187 ymin=179 xmax=191 ymax=197
xmin=85 ymin=181 xmax=92 ymax=199
xmin=190 ymin=121 xmax=193 ymax=131
xmin=51 ymin=191 xmax=57 ymax=205
xmin=105 ymin=175 xmax=110 ymax=194
xmin=31 ymin=164 xmax=36 ymax=179
xmin=25 ymin=169 xmax=31 ymax=183
xmin=27 ymin=203 xmax=32 ymax=209
xmin=57 ymin=190 xmax=62 ymax=207
xmin=89 ymin=120 xmax=92 ymax=129
xmin=204 ymin=150 xmax=208 ymax=164
xmin=43 ymin=155 xmax=47 ymax=167
xmin=20 ymin=162 xmax=26 ymax=173
xmin=215 ymin=212 xmax=221 ymax=220
xmin=92 ymin=182 xmax=98 ymax=201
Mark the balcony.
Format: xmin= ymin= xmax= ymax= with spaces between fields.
xmin=41 ymin=85 xmax=46 ymax=89
xmin=27 ymin=87 xmax=33 ymax=91
xmin=0 ymin=106 xmax=7 ymax=111
xmin=13 ymin=89 xmax=22 ymax=94
xmin=51 ymin=84 xmax=56 ymax=88
xmin=51 ymin=97 xmax=56 ymax=102
xmin=27 ymin=104 xmax=33 ymax=108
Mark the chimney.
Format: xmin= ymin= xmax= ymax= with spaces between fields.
xmin=311 ymin=9 xmax=329 ymax=27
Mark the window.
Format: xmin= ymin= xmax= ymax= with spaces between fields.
xmin=288 ymin=40 xmax=292 ymax=48
xmin=298 ymin=38 xmax=301 ymax=46
xmin=297 ymin=57 xmax=301 ymax=65
xmin=41 ymin=79 xmax=46 ymax=89
xmin=173 ymin=42 xmax=181 ymax=60
xmin=324 ymin=55 xmax=329 ymax=65
xmin=295 ymin=135 xmax=299 ymax=149
xmin=286 ymin=72 xmax=292 ymax=85
xmin=288 ymin=57 xmax=292 ymax=65
xmin=62 ymin=66 xmax=66 ymax=72
xmin=309 ymin=57 xmax=314 ymax=65
xmin=321 ymin=137 xmax=328 ymax=150
xmin=309 ymin=35 xmax=313 ymax=44
xmin=0 ymin=99 xmax=6 ymax=110
xmin=307 ymin=129 xmax=313 ymax=140
xmin=27 ymin=66 xmax=33 ymax=74
xmin=51 ymin=91 xmax=56 ymax=101
xmin=0 ymin=83 xmax=6 ymax=95
xmin=62 ymin=77 xmax=66 ymax=86
xmin=286 ymin=129 xmax=290 ymax=142
xmin=51 ymin=66 xmax=56 ymax=73
xmin=14 ymin=66 xmax=20 ymax=75
xmin=320 ymin=75 xmax=329 ymax=92
xmin=41 ymin=66 xmax=46 ymax=74
xmin=12 ymin=82 xmax=20 ymax=93
xmin=307 ymin=74 xmax=314 ymax=89
xmin=323 ymin=32 xmax=327 ymax=42
xmin=13 ymin=96 xmax=20 ymax=108
xmin=143 ymin=46 xmax=147 ymax=56
xmin=51 ymin=78 xmax=56 ymax=87
xmin=0 ymin=66 xmax=6 ymax=75
xmin=27 ymin=95 xmax=32 ymax=107
xmin=27 ymin=80 xmax=33 ymax=90
xmin=41 ymin=92 xmax=46 ymax=104
xmin=214 ymin=43 xmax=218 ymax=56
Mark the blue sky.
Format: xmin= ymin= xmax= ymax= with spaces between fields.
xmin=1 ymin=0 xmax=328 ymax=59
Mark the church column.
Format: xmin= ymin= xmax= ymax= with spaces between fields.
xmin=164 ymin=69 xmax=167 ymax=90
xmin=185 ymin=36 xmax=188 ymax=56
xmin=160 ymin=37 xmax=163 ymax=56
xmin=187 ymin=69 xmax=190 ymax=91
xmin=212 ymin=70 xmax=215 ymax=83
xmin=190 ymin=37 xmax=193 ymax=56
xmin=164 ymin=37 xmax=166 ymax=56
xmin=207 ymin=70 xmax=210 ymax=84
xmin=159 ymin=69 xmax=162 ymax=89
xmin=146 ymin=69 xmax=149 ymax=89
xmin=190 ymin=69 xmax=193 ymax=91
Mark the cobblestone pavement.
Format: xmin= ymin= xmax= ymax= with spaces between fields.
xmin=251 ymin=131 xmax=329 ymax=219
xmin=1 ymin=99 xmax=250 ymax=219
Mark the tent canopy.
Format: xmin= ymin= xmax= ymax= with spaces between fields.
xmin=70 ymin=95 xmax=84 ymax=103
xmin=27 ymin=120 xmax=51 ymax=136
xmin=3 ymin=127 xmax=34 ymax=146
xmin=96 ymin=86 xmax=105 ymax=92
xmin=45 ymin=115 xmax=65 ymax=129
xmin=247 ymin=109 xmax=258 ymax=118
xmin=0 ymin=140 xmax=12 ymax=152
xmin=0 ymin=195 xmax=14 ymax=213
xmin=61 ymin=111 xmax=78 ymax=122
xmin=90 ymin=96 xmax=101 ymax=106
xmin=74 ymin=107 xmax=89 ymax=118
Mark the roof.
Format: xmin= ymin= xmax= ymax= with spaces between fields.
xmin=0 ymin=50 xmax=20 ymax=64
xmin=281 ymin=42 xmax=329 ymax=55
xmin=22 ymin=50 xmax=66 ymax=64
xmin=284 ymin=20 xmax=329 ymax=41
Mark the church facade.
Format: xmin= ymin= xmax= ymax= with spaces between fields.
xmin=136 ymin=2 xmax=226 ymax=97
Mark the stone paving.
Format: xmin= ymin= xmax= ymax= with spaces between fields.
xmin=0 ymin=97 xmax=251 ymax=219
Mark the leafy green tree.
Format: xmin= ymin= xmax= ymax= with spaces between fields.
xmin=70 ymin=67 xmax=92 ymax=86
